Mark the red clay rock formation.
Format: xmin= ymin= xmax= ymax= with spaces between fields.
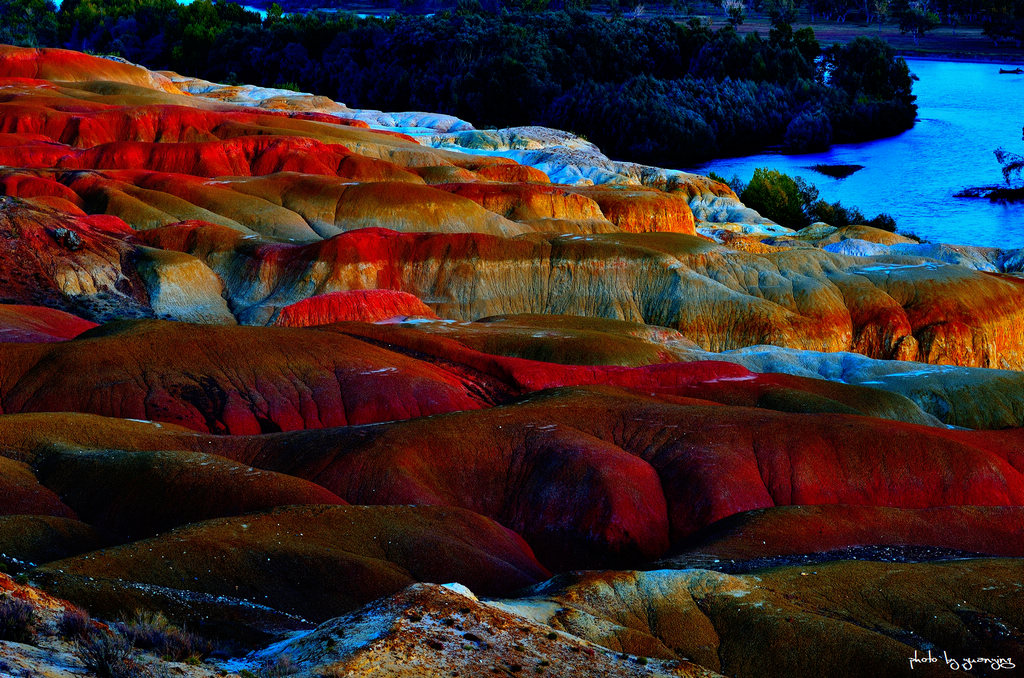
xmin=435 ymin=182 xmax=609 ymax=224
xmin=210 ymin=387 xmax=1023 ymax=566
xmin=0 ymin=45 xmax=723 ymax=247
xmin=368 ymin=314 xmax=697 ymax=366
xmin=0 ymin=136 xmax=419 ymax=181
xmin=0 ymin=320 xmax=493 ymax=432
xmin=2 ymin=383 xmax=1016 ymax=569
xmin=0 ymin=456 xmax=75 ymax=519
xmin=0 ymin=515 xmax=101 ymax=566
xmin=0 ymin=304 xmax=97 ymax=342
xmin=272 ymin=290 xmax=438 ymax=326
xmin=0 ymin=45 xmax=181 ymax=91
xmin=565 ymin=185 xmax=697 ymax=234
xmin=0 ymin=318 xmax=942 ymax=434
xmin=7 ymin=44 xmax=1022 ymax=371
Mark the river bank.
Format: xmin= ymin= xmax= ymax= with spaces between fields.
xmin=693 ymin=57 xmax=1024 ymax=248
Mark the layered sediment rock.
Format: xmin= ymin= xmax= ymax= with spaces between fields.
xmin=671 ymin=504 xmax=1024 ymax=561
xmin=147 ymin=223 xmax=1024 ymax=368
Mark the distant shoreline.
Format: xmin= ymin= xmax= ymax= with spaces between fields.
xmin=720 ymin=18 xmax=1024 ymax=66
xmin=895 ymin=52 xmax=1022 ymax=64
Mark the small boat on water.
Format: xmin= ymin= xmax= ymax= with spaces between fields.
xmin=1000 ymin=67 xmax=1024 ymax=74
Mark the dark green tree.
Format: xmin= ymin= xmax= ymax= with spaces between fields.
xmin=891 ymin=0 xmax=941 ymax=42
xmin=741 ymin=168 xmax=810 ymax=227
xmin=0 ymin=0 xmax=58 ymax=46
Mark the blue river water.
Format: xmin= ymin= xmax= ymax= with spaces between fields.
xmin=693 ymin=58 xmax=1024 ymax=247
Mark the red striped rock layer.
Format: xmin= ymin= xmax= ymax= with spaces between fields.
xmin=210 ymin=387 xmax=1024 ymax=567
xmin=673 ymin=504 xmax=1024 ymax=561
xmin=148 ymin=223 xmax=1024 ymax=368
xmin=0 ymin=47 xmax=700 ymax=239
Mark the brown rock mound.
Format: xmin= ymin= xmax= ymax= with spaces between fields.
xmin=37 ymin=505 xmax=550 ymax=623
xmin=30 ymin=447 xmax=346 ymax=541
xmin=670 ymin=504 xmax=1024 ymax=562
xmin=0 ymin=515 xmax=101 ymax=566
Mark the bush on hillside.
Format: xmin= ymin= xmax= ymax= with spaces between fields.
xmin=0 ymin=597 xmax=35 ymax=644
xmin=740 ymin=168 xmax=812 ymax=227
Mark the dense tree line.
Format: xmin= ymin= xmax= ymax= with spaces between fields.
xmin=727 ymin=167 xmax=898 ymax=228
xmin=2 ymin=0 xmax=917 ymax=165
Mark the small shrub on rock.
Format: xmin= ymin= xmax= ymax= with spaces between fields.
xmin=868 ymin=213 xmax=898 ymax=232
xmin=739 ymin=168 xmax=900 ymax=232
xmin=741 ymin=168 xmax=811 ymax=228
xmin=57 ymin=606 xmax=92 ymax=639
xmin=76 ymin=629 xmax=138 ymax=678
xmin=0 ymin=596 xmax=35 ymax=644
xmin=809 ymin=199 xmax=866 ymax=227
xmin=259 ymin=654 xmax=299 ymax=677
xmin=118 ymin=610 xmax=213 ymax=662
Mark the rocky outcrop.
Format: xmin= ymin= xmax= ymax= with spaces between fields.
xmin=1 ymin=383 xmax=1019 ymax=570
xmin=0 ymin=571 xmax=246 ymax=678
xmin=0 ymin=198 xmax=152 ymax=321
xmin=0 ymin=320 xmax=495 ymax=432
xmin=500 ymin=560 xmax=1023 ymax=677
xmin=212 ymin=387 xmax=1024 ymax=565
xmin=0 ymin=319 xmax=947 ymax=434
xmin=239 ymin=582 xmax=718 ymax=678
xmin=0 ymin=199 xmax=231 ymax=323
